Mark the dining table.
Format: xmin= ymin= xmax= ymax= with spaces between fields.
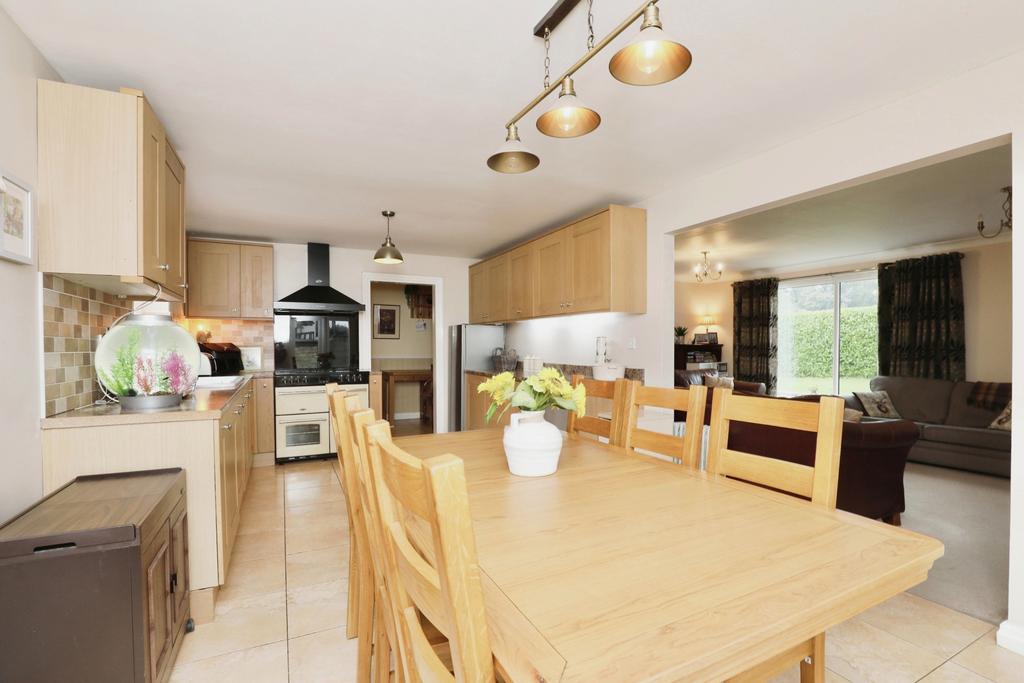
xmin=394 ymin=428 xmax=944 ymax=683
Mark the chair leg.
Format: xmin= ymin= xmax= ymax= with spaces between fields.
xmin=373 ymin=599 xmax=391 ymax=683
xmin=799 ymin=633 xmax=825 ymax=683
xmin=355 ymin=559 xmax=375 ymax=683
xmin=346 ymin=539 xmax=360 ymax=639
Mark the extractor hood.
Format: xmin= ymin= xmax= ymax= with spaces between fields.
xmin=274 ymin=243 xmax=366 ymax=314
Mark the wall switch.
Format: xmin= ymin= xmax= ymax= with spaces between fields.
xmin=627 ymin=337 xmax=637 ymax=350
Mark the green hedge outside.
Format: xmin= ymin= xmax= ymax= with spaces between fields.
xmin=788 ymin=306 xmax=878 ymax=378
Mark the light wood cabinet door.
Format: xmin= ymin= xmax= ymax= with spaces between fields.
xmin=255 ymin=378 xmax=275 ymax=454
xmin=188 ymin=241 xmax=241 ymax=318
xmin=567 ymin=212 xmax=612 ymax=313
xmin=534 ymin=230 xmax=569 ymax=317
xmin=486 ymin=254 xmax=509 ymax=322
xmin=161 ymin=141 xmax=186 ymax=297
xmin=143 ymin=523 xmax=174 ymax=683
xmin=369 ymin=371 xmax=383 ymax=418
xmin=240 ymin=245 xmax=274 ymax=318
xmin=465 ymin=372 xmax=515 ymax=431
xmin=140 ymin=97 xmax=166 ymax=287
xmin=508 ymin=243 xmax=536 ymax=320
xmin=219 ymin=413 xmax=238 ymax=570
xmin=469 ymin=263 xmax=487 ymax=323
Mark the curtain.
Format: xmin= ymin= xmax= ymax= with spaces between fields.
xmin=733 ymin=278 xmax=779 ymax=394
xmin=877 ymin=252 xmax=965 ymax=381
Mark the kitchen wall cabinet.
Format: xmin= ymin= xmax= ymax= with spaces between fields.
xmin=467 ymin=205 xmax=646 ymax=323
xmin=255 ymin=377 xmax=276 ymax=454
xmin=41 ymin=378 xmax=257 ymax=623
xmin=37 ymin=80 xmax=187 ymax=300
xmin=187 ymin=239 xmax=274 ymax=319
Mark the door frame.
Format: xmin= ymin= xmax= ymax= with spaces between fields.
xmin=360 ymin=273 xmax=446 ymax=433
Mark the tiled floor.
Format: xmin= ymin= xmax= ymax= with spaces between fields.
xmin=172 ymin=459 xmax=1024 ymax=682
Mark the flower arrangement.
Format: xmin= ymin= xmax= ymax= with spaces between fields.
xmin=478 ymin=367 xmax=586 ymax=423
xmin=98 ymin=330 xmax=197 ymax=398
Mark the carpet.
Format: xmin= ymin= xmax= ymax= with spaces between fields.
xmin=901 ymin=462 xmax=1011 ymax=624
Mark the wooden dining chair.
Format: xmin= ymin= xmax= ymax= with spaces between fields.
xmin=707 ymin=387 xmax=844 ymax=683
xmin=622 ymin=384 xmax=707 ymax=468
xmin=362 ymin=420 xmax=497 ymax=683
xmin=326 ymin=384 xmax=362 ymax=641
xmin=565 ymin=375 xmax=632 ymax=446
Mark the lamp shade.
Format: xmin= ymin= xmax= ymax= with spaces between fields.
xmin=536 ymin=78 xmax=601 ymax=138
xmin=373 ymin=236 xmax=404 ymax=264
xmin=487 ymin=124 xmax=540 ymax=173
xmin=609 ymin=5 xmax=692 ymax=86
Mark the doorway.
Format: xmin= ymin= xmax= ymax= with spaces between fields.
xmin=365 ymin=278 xmax=438 ymax=436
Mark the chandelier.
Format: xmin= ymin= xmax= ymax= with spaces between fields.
xmin=693 ymin=251 xmax=723 ymax=282
xmin=487 ymin=0 xmax=692 ymax=173
xmin=977 ymin=186 xmax=1013 ymax=239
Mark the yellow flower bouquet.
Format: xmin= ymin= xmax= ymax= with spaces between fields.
xmin=478 ymin=367 xmax=586 ymax=423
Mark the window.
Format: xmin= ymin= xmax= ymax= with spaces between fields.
xmin=776 ymin=272 xmax=878 ymax=396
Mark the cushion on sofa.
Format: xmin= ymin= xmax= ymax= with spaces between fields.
xmin=990 ymin=402 xmax=1012 ymax=432
xmin=946 ymin=381 xmax=1005 ymax=428
xmin=870 ymin=376 xmax=954 ymax=424
xmin=855 ymin=390 xmax=901 ymax=418
xmin=920 ymin=423 xmax=1011 ymax=452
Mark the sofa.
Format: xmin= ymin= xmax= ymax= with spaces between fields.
xmin=674 ymin=369 xmax=766 ymax=395
xmin=853 ymin=376 xmax=1011 ymax=478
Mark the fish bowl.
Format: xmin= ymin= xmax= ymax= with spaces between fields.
xmin=95 ymin=313 xmax=200 ymax=412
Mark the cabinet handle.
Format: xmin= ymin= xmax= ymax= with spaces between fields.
xmin=231 ymin=308 xmax=239 ymax=313
xmin=170 ymin=571 xmax=178 ymax=593
xmin=235 ymin=407 xmax=243 ymax=414
xmin=159 ymin=263 xmax=171 ymax=271
xmin=567 ymin=301 xmax=573 ymax=307
xmin=179 ymin=283 xmax=188 ymax=289
xmin=222 ymin=423 xmax=233 ymax=431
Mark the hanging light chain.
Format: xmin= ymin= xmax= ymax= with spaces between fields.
xmin=587 ymin=0 xmax=596 ymax=51
xmin=543 ymin=27 xmax=551 ymax=89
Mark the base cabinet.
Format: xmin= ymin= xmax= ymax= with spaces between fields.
xmin=465 ymin=372 xmax=515 ymax=431
xmin=255 ymin=377 xmax=276 ymax=453
xmin=0 ymin=468 xmax=189 ymax=683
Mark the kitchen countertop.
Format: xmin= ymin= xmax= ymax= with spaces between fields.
xmin=41 ymin=376 xmax=254 ymax=430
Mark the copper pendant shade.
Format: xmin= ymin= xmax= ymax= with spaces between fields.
xmin=373 ymin=210 xmax=404 ymax=264
xmin=486 ymin=123 xmax=541 ymax=174
xmin=536 ymin=77 xmax=601 ymax=138
xmin=609 ymin=4 xmax=692 ymax=86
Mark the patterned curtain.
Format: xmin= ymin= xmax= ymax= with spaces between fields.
xmin=877 ymin=252 xmax=965 ymax=381
xmin=733 ymin=278 xmax=779 ymax=394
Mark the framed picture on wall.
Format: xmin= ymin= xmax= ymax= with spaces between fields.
xmin=706 ymin=332 xmax=719 ymax=344
xmin=0 ymin=172 xmax=33 ymax=265
xmin=373 ymin=304 xmax=400 ymax=339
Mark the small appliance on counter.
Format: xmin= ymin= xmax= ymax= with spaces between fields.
xmin=492 ymin=347 xmax=518 ymax=372
xmin=198 ymin=342 xmax=244 ymax=376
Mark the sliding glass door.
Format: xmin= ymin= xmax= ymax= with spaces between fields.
xmin=777 ymin=272 xmax=878 ymax=396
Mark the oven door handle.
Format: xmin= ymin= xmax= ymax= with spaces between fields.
xmin=276 ymin=389 xmax=327 ymax=396
xmin=277 ymin=416 xmax=329 ymax=425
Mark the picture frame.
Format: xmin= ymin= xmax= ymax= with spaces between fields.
xmin=0 ymin=172 xmax=34 ymax=265
xmin=706 ymin=332 xmax=719 ymax=344
xmin=373 ymin=304 xmax=400 ymax=339
xmin=717 ymin=362 xmax=729 ymax=373
xmin=693 ymin=333 xmax=710 ymax=345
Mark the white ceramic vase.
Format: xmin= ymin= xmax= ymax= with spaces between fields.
xmin=502 ymin=410 xmax=564 ymax=477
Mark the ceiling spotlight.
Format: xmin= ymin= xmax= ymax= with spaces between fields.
xmin=486 ymin=123 xmax=540 ymax=174
xmin=373 ymin=210 xmax=404 ymax=264
xmin=609 ymin=3 xmax=692 ymax=86
xmin=536 ymin=77 xmax=601 ymax=138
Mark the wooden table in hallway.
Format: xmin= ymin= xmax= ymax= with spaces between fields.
xmin=380 ymin=369 xmax=433 ymax=430
xmin=394 ymin=429 xmax=944 ymax=683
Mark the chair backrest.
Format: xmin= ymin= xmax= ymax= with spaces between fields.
xmin=565 ymin=375 xmax=631 ymax=446
xmin=362 ymin=421 xmax=495 ymax=683
xmin=706 ymin=388 xmax=844 ymax=509
xmin=623 ymin=384 xmax=707 ymax=468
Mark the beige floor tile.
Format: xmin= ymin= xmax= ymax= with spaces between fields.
xmin=238 ymin=506 xmax=286 ymax=534
xmin=176 ymin=591 xmax=287 ymax=663
xmin=284 ymin=467 xmax=340 ymax=491
xmin=825 ymin=618 xmax=945 ymax=683
xmin=287 ymin=579 xmax=349 ymax=638
xmin=920 ymin=661 xmax=995 ymax=682
xmin=766 ymin=665 xmax=851 ymax=682
xmin=286 ymin=521 xmax=349 ymax=555
xmin=857 ymin=593 xmax=993 ymax=659
xmin=287 ymin=545 xmax=349 ymax=589
xmin=286 ymin=483 xmax=347 ymax=508
xmin=954 ymin=629 xmax=1024 ymax=682
xmin=286 ymin=499 xmax=349 ymax=526
xmin=217 ymin=555 xmax=286 ymax=606
xmin=170 ymin=640 xmax=288 ymax=683
xmin=231 ymin=528 xmax=285 ymax=564
xmin=288 ymin=626 xmax=360 ymax=683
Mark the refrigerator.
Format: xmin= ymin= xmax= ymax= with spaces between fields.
xmin=449 ymin=323 xmax=507 ymax=431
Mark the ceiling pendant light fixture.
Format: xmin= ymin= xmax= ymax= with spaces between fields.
xmin=537 ymin=76 xmax=601 ymax=138
xmin=693 ymin=251 xmax=723 ymax=282
xmin=486 ymin=123 xmax=541 ymax=174
xmin=608 ymin=3 xmax=692 ymax=86
xmin=373 ymin=210 xmax=404 ymax=264
xmin=976 ymin=186 xmax=1013 ymax=239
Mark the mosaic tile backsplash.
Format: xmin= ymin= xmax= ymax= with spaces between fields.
xmin=42 ymin=274 xmax=133 ymax=416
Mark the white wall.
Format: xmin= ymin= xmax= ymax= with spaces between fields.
xmin=0 ymin=9 xmax=58 ymax=521
xmin=638 ymin=51 xmax=1023 ymax=652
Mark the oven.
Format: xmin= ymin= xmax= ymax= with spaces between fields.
xmin=274 ymin=383 xmax=369 ymax=462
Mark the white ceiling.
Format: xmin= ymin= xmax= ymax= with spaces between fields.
xmin=5 ymin=0 xmax=1023 ymax=257
xmin=674 ymin=144 xmax=1012 ymax=278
